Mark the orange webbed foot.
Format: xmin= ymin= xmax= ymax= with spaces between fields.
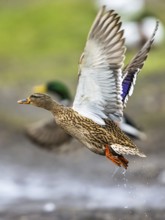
xmin=105 ymin=145 xmax=129 ymax=169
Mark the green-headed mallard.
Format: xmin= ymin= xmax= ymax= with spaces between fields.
xmin=18 ymin=6 xmax=158 ymax=169
xmin=34 ymin=81 xmax=72 ymax=105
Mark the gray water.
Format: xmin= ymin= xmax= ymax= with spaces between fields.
xmin=0 ymin=163 xmax=164 ymax=212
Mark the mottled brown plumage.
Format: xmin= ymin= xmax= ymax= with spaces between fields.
xmin=18 ymin=93 xmax=145 ymax=169
xmin=26 ymin=81 xmax=146 ymax=150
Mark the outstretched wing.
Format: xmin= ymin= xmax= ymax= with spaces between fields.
xmin=122 ymin=21 xmax=159 ymax=106
xmin=72 ymin=6 xmax=126 ymax=125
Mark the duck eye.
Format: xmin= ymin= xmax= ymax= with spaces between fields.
xmin=30 ymin=94 xmax=42 ymax=99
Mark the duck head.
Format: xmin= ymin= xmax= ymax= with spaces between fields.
xmin=17 ymin=93 xmax=54 ymax=111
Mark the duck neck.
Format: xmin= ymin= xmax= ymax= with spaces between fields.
xmin=50 ymin=99 xmax=64 ymax=114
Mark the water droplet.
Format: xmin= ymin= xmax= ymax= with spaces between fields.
xmin=112 ymin=167 xmax=120 ymax=177
xmin=122 ymin=169 xmax=127 ymax=175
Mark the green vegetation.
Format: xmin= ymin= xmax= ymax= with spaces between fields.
xmin=0 ymin=0 xmax=164 ymax=89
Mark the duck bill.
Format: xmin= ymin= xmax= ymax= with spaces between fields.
xmin=33 ymin=85 xmax=46 ymax=93
xmin=17 ymin=97 xmax=31 ymax=104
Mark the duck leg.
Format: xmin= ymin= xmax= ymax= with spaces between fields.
xmin=105 ymin=145 xmax=128 ymax=169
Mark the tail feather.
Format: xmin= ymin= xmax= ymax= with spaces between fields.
xmin=137 ymin=151 xmax=146 ymax=157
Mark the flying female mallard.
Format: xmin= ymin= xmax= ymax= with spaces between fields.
xmin=18 ymin=6 xmax=158 ymax=169
xmin=26 ymin=80 xmax=146 ymax=149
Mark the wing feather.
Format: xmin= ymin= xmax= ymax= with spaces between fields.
xmin=122 ymin=21 xmax=159 ymax=106
xmin=73 ymin=6 xmax=126 ymax=125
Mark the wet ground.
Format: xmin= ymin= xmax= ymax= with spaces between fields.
xmin=0 ymin=72 xmax=165 ymax=219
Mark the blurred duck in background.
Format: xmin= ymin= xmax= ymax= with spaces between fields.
xmin=96 ymin=0 xmax=164 ymax=48
xmin=25 ymin=80 xmax=146 ymax=151
xmin=96 ymin=0 xmax=145 ymax=19
xmin=123 ymin=11 xmax=164 ymax=49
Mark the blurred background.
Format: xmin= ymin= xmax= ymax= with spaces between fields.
xmin=0 ymin=0 xmax=165 ymax=219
